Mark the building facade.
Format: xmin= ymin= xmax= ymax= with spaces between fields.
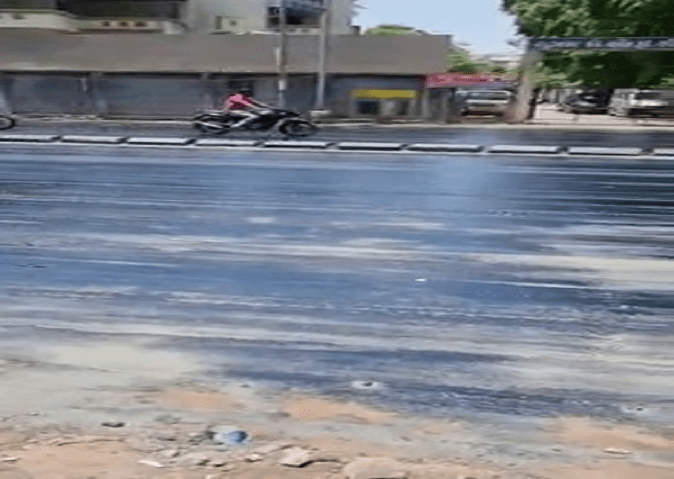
xmin=0 ymin=0 xmax=356 ymax=34
xmin=0 ymin=31 xmax=446 ymax=118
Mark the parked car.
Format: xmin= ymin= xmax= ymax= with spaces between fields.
xmin=558 ymin=94 xmax=609 ymax=114
xmin=459 ymin=90 xmax=513 ymax=117
xmin=608 ymin=89 xmax=674 ymax=117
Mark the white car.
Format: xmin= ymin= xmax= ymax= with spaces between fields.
xmin=459 ymin=90 xmax=513 ymax=117
xmin=608 ymin=89 xmax=674 ymax=117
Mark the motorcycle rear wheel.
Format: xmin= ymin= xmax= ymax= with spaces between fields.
xmin=280 ymin=120 xmax=318 ymax=138
xmin=0 ymin=115 xmax=15 ymax=130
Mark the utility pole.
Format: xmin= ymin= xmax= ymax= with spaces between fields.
xmin=314 ymin=0 xmax=331 ymax=111
xmin=277 ymin=0 xmax=288 ymax=109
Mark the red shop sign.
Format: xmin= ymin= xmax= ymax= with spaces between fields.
xmin=426 ymin=73 xmax=516 ymax=88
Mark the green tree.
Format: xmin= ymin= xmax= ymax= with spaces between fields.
xmin=446 ymin=49 xmax=492 ymax=73
xmin=502 ymin=0 xmax=674 ymax=87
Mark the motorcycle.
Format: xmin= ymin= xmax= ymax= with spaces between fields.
xmin=0 ymin=115 xmax=15 ymax=130
xmin=192 ymin=108 xmax=318 ymax=137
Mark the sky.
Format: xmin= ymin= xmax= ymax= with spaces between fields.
xmin=353 ymin=0 xmax=521 ymax=55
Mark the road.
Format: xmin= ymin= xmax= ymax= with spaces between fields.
xmin=0 ymin=142 xmax=672 ymax=455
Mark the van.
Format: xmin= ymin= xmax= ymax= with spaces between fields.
xmin=608 ymin=89 xmax=674 ymax=117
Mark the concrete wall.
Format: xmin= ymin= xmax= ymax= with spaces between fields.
xmin=0 ymin=71 xmax=425 ymax=118
xmin=0 ymin=10 xmax=79 ymax=31
xmin=187 ymin=0 xmax=266 ymax=33
xmin=7 ymin=73 xmax=90 ymax=114
xmin=328 ymin=0 xmax=353 ymax=35
xmin=0 ymin=31 xmax=446 ymax=74
xmin=0 ymin=31 xmax=443 ymax=117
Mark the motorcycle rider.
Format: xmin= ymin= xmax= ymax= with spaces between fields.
xmin=222 ymin=88 xmax=271 ymax=129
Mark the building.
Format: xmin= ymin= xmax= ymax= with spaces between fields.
xmin=192 ymin=0 xmax=357 ymax=35
xmin=0 ymin=0 xmax=357 ymax=34
xmin=0 ymin=0 xmax=188 ymax=34
xmin=0 ymin=31 xmax=446 ymax=118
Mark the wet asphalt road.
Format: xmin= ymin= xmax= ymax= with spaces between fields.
xmin=0 ymin=142 xmax=672 ymax=429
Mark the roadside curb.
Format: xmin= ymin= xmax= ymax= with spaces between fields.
xmin=126 ymin=137 xmax=194 ymax=146
xmin=194 ymin=139 xmax=261 ymax=147
xmin=263 ymin=140 xmax=333 ymax=149
xmin=407 ymin=143 xmax=483 ymax=153
xmin=61 ymin=135 xmax=125 ymax=144
xmin=0 ymin=134 xmax=58 ymax=142
xmin=337 ymin=142 xmax=405 ymax=151
xmin=487 ymin=145 xmax=564 ymax=155
xmin=567 ymin=146 xmax=643 ymax=156
xmin=0 ymin=134 xmax=665 ymax=159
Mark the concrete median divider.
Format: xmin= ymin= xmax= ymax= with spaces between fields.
xmin=126 ymin=137 xmax=194 ymax=146
xmin=487 ymin=145 xmax=563 ymax=155
xmin=2 ymin=135 xmax=664 ymax=163
xmin=194 ymin=138 xmax=261 ymax=147
xmin=337 ymin=142 xmax=405 ymax=151
xmin=0 ymin=134 xmax=59 ymax=143
xmin=406 ymin=143 xmax=483 ymax=153
xmin=61 ymin=135 xmax=125 ymax=144
xmin=567 ymin=146 xmax=644 ymax=156
xmin=263 ymin=140 xmax=332 ymax=149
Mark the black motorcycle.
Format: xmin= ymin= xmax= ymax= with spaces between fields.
xmin=0 ymin=115 xmax=15 ymax=130
xmin=192 ymin=108 xmax=318 ymax=137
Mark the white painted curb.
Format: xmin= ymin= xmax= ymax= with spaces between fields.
xmin=0 ymin=134 xmax=58 ymax=142
xmin=652 ymin=148 xmax=674 ymax=156
xmin=337 ymin=142 xmax=404 ymax=151
xmin=126 ymin=137 xmax=193 ymax=146
xmin=407 ymin=143 xmax=482 ymax=153
xmin=264 ymin=140 xmax=332 ymax=149
xmin=194 ymin=139 xmax=260 ymax=147
xmin=567 ymin=146 xmax=643 ymax=156
xmin=487 ymin=145 xmax=563 ymax=155
xmin=61 ymin=135 xmax=125 ymax=144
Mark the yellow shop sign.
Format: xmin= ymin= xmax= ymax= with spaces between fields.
xmin=352 ymin=89 xmax=417 ymax=100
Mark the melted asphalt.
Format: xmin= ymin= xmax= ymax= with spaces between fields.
xmin=0 ymin=143 xmax=672 ymax=429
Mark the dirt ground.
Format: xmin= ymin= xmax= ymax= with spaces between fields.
xmin=0 ymin=343 xmax=672 ymax=479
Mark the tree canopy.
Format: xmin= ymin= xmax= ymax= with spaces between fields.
xmin=446 ymin=49 xmax=491 ymax=74
xmin=502 ymin=0 xmax=674 ymax=87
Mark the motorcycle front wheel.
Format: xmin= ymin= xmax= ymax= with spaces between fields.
xmin=280 ymin=120 xmax=318 ymax=138
xmin=0 ymin=115 xmax=15 ymax=130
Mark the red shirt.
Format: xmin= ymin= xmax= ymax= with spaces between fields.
xmin=225 ymin=93 xmax=256 ymax=110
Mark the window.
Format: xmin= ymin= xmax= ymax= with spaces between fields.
xmin=230 ymin=19 xmax=237 ymax=27
xmin=635 ymin=92 xmax=662 ymax=100
xmin=467 ymin=91 xmax=510 ymax=101
xmin=118 ymin=21 xmax=128 ymax=27
xmin=12 ymin=13 xmax=25 ymax=20
xmin=135 ymin=21 xmax=147 ymax=27
xmin=215 ymin=16 xmax=223 ymax=30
